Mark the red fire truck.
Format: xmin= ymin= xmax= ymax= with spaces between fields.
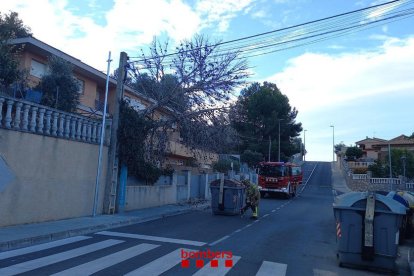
xmin=257 ymin=162 xmax=303 ymax=198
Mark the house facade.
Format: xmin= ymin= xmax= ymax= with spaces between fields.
xmin=9 ymin=36 xmax=218 ymax=173
xmin=355 ymin=137 xmax=387 ymax=160
xmin=355 ymin=135 xmax=414 ymax=162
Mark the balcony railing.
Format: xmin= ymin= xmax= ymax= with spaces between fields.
xmin=0 ymin=95 xmax=111 ymax=145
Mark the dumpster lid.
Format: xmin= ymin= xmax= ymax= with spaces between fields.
xmin=387 ymin=191 xmax=409 ymax=208
xmin=333 ymin=192 xmax=406 ymax=214
xmin=397 ymin=191 xmax=414 ymax=208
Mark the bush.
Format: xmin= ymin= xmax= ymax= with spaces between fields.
xmin=118 ymin=101 xmax=163 ymax=184
xmin=212 ymin=159 xmax=234 ymax=173
xmin=240 ymin=150 xmax=263 ymax=168
xmin=353 ymin=168 xmax=367 ymax=174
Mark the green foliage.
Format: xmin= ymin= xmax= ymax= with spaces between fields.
xmin=387 ymin=149 xmax=414 ymax=179
xmin=368 ymin=159 xmax=387 ymax=178
xmin=36 ymin=56 xmax=80 ymax=112
xmin=0 ymin=11 xmax=31 ymax=39
xmin=0 ymin=44 xmax=21 ymax=87
xmin=230 ymin=82 xmax=302 ymax=161
xmin=212 ymin=159 xmax=238 ymax=173
xmin=368 ymin=149 xmax=414 ymax=179
xmin=353 ymin=167 xmax=367 ymax=174
xmin=345 ymin=146 xmax=363 ymax=160
xmin=0 ymin=11 xmax=31 ymax=87
xmin=241 ymin=150 xmax=263 ymax=168
xmin=118 ymin=101 xmax=165 ymax=184
xmin=132 ymin=73 xmax=188 ymax=113
xmin=335 ymin=142 xmax=346 ymax=155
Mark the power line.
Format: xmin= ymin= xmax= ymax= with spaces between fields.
xmin=127 ymin=0 xmax=413 ymax=67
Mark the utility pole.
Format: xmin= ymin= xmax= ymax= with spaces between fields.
xmin=268 ymin=136 xmax=271 ymax=162
xmin=401 ymin=155 xmax=406 ymax=183
xmin=103 ymin=51 xmax=128 ymax=214
xmin=278 ymin=119 xmax=283 ymax=162
xmin=303 ymin=129 xmax=307 ymax=161
xmin=330 ymin=125 xmax=335 ymax=163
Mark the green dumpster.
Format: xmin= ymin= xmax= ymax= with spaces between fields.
xmin=333 ymin=192 xmax=406 ymax=272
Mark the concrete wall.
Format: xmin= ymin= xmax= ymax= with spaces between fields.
xmin=123 ymin=172 xmax=259 ymax=211
xmin=0 ymin=129 xmax=108 ymax=227
xmin=125 ymin=185 xmax=176 ymax=210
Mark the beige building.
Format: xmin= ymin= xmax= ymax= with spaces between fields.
xmin=10 ymin=36 xmax=217 ymax=173
xmin=356 ymin=135 xmax=414 ymax=161
xmin=356 ymin=137 xmax=387 ymax=160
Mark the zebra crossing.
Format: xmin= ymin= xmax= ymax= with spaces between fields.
xmin=0 ymin=232 xmax=337 ymax=276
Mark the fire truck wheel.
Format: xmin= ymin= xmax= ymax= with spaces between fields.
xmin=260 ymin=191 xmax=265 ymax=198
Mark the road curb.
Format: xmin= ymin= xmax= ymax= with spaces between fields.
xmin=0 ymin=204 xmax=210 ymax=253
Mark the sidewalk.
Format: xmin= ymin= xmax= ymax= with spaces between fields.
xmin=331 ymin=161 xmax=414 ymax=275
xmin=0 ymin=200 xmax=211 ymax=252
xmin=331 ymin=161 xmax=352 ymax=195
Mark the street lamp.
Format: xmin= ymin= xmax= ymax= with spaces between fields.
xmin=401 ymin=155 xmax=406 ymax=182
xmin=278 ymin=119 xmax=284 ymax=162
xmin=330 ymin=125 xmax=335 ymax=163
xmin=303 ymin=129 xmax=307 ymax=161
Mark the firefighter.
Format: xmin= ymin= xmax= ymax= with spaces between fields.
xmin=240 ymin=179 xmax=260 ymax=219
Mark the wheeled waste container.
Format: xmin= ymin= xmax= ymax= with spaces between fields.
xmin=387 ymin=191 xmax=410 ymax=243
xmin=398 ymin=191 xmax=414 ymax=238
xmin=333 ymin=192 xmax=406 ymax=272
xmin=210 ymin=179 xmax=245 ymax=215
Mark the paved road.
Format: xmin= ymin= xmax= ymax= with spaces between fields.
xmin=0 ymin=162 xmax=406 ymax=275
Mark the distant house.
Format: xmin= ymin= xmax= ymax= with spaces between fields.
xmin=6 ymin=36 xmax=217 ymax=173
xmin=356 ymin=135 xmax=414 ymax=162
xmin=356 ymin=137 xmax=388 ymax=160
xmin=376 ymin=135 xmax=414 ymax=161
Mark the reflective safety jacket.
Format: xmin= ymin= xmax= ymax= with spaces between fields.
xmin=245 ymin=183 xmax=260 ymax=206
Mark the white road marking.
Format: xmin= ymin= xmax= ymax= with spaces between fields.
xmin=313 ymin=268 xmax=338 ymax=276
xmin=96 ymin=231 xmax=206 ymax=246
xmin=234 ymin=229 xmax=242 ymax=233
xmin=192 ymin=256 xmax=241 ymax=276
xmin=125 ymin=248 xmax=188 ymax=276
xmin=272 ymin=210 xmax=276 ymax=213
xmin=209 ymin=235 xmax=230 ymax=246
xmin=263 ymin=214 xmax=270 ymax=218
xmin=256 ymin=261 xmax=287 ymax=276
xmin=0 ymin=239 xmax=123 ymax=276
xmin=0 ymin=236 xmax=91 ymax=260
xmin=51 ymin=243 xmax=159 ymax=276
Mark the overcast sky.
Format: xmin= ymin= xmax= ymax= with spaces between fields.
xmin=2 ymin=0 xmax=413 ymax=161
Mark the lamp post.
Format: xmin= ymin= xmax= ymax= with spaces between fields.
xmin=330 ymin=125 xmax=335 ymax=163
xmin=278 ymin=119 xmax=283 ymax=162
xmin=268 ymin=135 xmax=271 ymax=162
xmin=303 ymin=129 xmax=307 ymax=161
xmin=401 ymin=155 xmax=406 ymax=183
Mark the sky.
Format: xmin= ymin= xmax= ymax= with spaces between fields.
xmin=1 ymin=0 xmax=414 ymax=161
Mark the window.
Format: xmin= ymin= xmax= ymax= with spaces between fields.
xmin=30 ymin=59 xmax=46 ymax=78
xmin=77 ymin=78 xmax=85 ymax=94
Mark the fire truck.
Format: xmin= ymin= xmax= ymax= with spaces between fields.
xmin=257 ymin=162 xmax=303 ymax=198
